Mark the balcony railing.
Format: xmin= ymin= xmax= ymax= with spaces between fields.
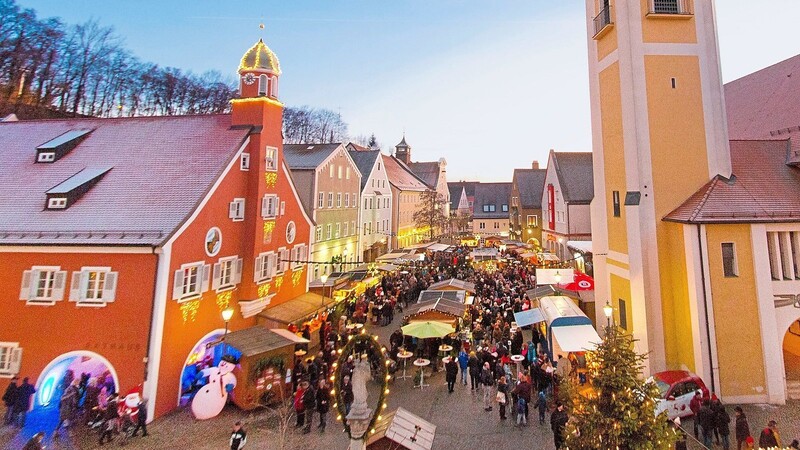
xmin=593 ymin=5 xmax=613 ymax=37
xmin=649 ymin=0 xmax=692 ymax=15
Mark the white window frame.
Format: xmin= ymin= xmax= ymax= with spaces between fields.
xmin=277 ymin=248 xmax=289 ymax=274
xmin=214 ymin=256 xmax=242 ymax=292
xmin=172 ymin=261 xmax=210 ymax=302
xmin=336 ymin=223 xmax=341 ymax=238
xmin=255 ymin=251 xmax=277 ymax=283
xmin=20 ymin=266 xmax=68 ymax=306
xmin=344 ymin=222 xmax=349 ymax=236
xmin=315 ymin=226 xmax=323 ymax=242
xmin=240 ymin=152 xmax=251 ymax=171
xmin=37 ymin=152 xmax=55 ymax=163
xmin=258 ymin=74 xmax=268 ymax=96
xmin=0 ymin=342 xmax=22 ymax=378
xmin=262 ymin=194 xmax=278 ymax=219
xmin=345 ymin=193 xmax=350 ymax=208
xmin=337 ymin=193 xmax=342 ymax=208
xmin=69 ymin=266 xmax=118 ymax=307
xmin=48 ymin=197 xmax=67 ymax=209
xmin=292 ymin=245 xmax=306 ymax=270
xmin=326 ymin=224 xmax=332 ymax=240
xmin=328 ymin=192 xmax=334 ymax=208
xmin=265 ymin=146 xmax=278 ymax=171
xmin=229 ymin=198 xmax=245 ymax=221
xmin=318 ymin=192 xmax=325 ymax=208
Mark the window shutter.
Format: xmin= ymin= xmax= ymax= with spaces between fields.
xmin=233 ymin=258 xmax=243 ymax=284
xmin=229 ymin=201 xmax=238 ymax=219
xmin=102 ymin=272 xmax=118 ymax=302
xmin=8 ymin=348 xmax=22 ymax=375
xmin=254 ymin=255 xmax=263 ymax=282
xmin=280 ymin=201 xmax=285 ymax=216
xmin=261 ymin=196 xmax=268 ymax=217
xmin=201 ymin=264 xmax=211 ymax=292
xmin=52 ymin=271 xmax=67 ymax=301
xmin=172 ymin=269 xmax=184 ymax=300
xmin=19 ymin=270 xmax=33 ymax=300
xmin=69 ymin=271 xmax=83 ymax=301
xmin=212 ymin=262 xmax=221 ymax=290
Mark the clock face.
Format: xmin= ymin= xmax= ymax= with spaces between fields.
xmin=243 ymin=73 xmax=256 ymax=85
xmin=286 ymin=221 xmax=296 ymax=244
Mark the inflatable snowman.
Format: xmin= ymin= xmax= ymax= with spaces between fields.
xmin=191 ymin=354 xmax=238 ymax=420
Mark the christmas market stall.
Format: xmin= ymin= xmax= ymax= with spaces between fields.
xmin=469 ymin=247 xmax=499 ymax=271
xmin=426 ymin=278 xmax=476 ymax=296
xmin=366 ymin=407 xmax=436 ymax=450
xmin=256 ymin=291 xmax=331 ymax=348
xmin=222 ymin=326 xmax=309 ymax=409
xmin=403 ymin=290 xmax=467 ymax=329
xmin=539 ymin=295 xmax=601 ymax=360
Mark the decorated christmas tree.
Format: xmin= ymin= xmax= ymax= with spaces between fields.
xmin=563 ymin=326 xmax=677 ymax=450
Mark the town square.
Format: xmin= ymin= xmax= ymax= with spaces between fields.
xmin=2 ymin=1 xmax=800 ymax=449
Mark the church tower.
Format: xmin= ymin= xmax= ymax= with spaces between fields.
xmin=395 ymin=136 xmax=411 ymax=165
xmin=586 ymin=0 xmax=731 ymax=380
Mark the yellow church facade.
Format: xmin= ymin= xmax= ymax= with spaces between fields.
xmin=587 ymin=0 xmax=800 ymax=404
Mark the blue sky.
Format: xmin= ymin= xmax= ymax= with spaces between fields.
xmin=19 ymin=0 xmax=800 ymax=182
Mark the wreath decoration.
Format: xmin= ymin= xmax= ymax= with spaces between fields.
xmin=332 ymin=331 xmax=390 ymax=440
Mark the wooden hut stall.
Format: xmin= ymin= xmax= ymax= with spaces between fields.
xmin=404 ymin=290 xmax=467 ymax=328
xmin=427 ymin=278 xmax=476 ymax=295
xmin=223 ymin=326 xmax=309 ymax=410
xmin=366 ymin=407 xmax=436 ymax=450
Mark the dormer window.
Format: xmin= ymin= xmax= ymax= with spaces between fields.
xmin=45 ymin=167 xmax=112 ymax=210
xmin=36 ymin=129 xmax=93 ymax=163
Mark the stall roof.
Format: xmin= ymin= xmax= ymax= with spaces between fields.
xmin=427 ymin=278 xmax=476 ymax=294
xmin=258 ymin=291 xmax=332 ymax=325
xmin=405 ymin=242 xmax=434 ymax=250
xmin=540 ymin=253 xmax=560 ymax=262
xmin=427 ymin=243 xmax=450 ymax=252
xmin=567 ymin=241 xmax=593 ymax=254
xmin=223 ymin=327 xmax=308 ymax=357
xmin=539 ymin=296 xmax=592 ymax=327
xmin=525 ymin=285 xmax=560 ymax=299
xmin=470 ymin=248 xmax=499 ymax=260
xmin=551 ymin=324 xmax=601 ymax=352
xmin=377 ymin=251 xmax=409 ymax=261
xmin=406 ymin=290 xmax=467 ymax=318
xmin=378 ymin=263 xmax=398 ymax=272
xmin=513 ymin=308 xmax=545 ymax=327
xmin=366 ymin=407 xmax=436 ymax=450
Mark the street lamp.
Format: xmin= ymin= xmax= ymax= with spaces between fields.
xmin=221 ymin=307 xmax=234 ymax=353
xmin=603 ymin=300 xmax=613 ymax=328
xmin=553 ymin=270 xmax=562 ymax=284
xmin=320 ymin=273 xmax=328 ymax=307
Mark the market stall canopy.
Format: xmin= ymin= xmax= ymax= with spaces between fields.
xmin=539 ymin=296 xmax=592 ymax=328
xmin=427 ymin=278 xmax=476 ymax=294
xmin=223 ymin=327 xmax=309 ymax=357
xmin=257 ymin=291 xmax=331 ymax=326
xmin=519 ymin=251 xmax=538 ymax=259
xmin=401 ymin=321 xmax=455 ymax=339
xmin=567 ymin=240 xmax=593 ymax=254
xmin=405 ymin=242 xmax=434 ymax=250
xmin=427 ymin=243 xmax=450 ymax=252
xmin=377 ymin=251 xmax=409 ymax=262
xmin=470 ymin=248 xmax=499 ymax=261
xmin=366 ymin=407 xmax=436 ymax=450
xmin=513 ymin=308 xmax=545 ymax=327
xmin=526 ymin=285 xmax=561 ymax=299
xmin=550 ymin=325 xmax=601 ymax=352
xmin=378 ymin=263 xmax=398 ymax=272
xmin=540 ymin=253 xmax=560 ymax=262
xmin=405 ymin=291 xmax=467 ymax=319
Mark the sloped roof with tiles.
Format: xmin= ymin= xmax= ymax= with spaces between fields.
xmin=473 ymin=182 xmax=512 ymax=219
xmin=513 ymin=168 xmax=547 ymax=209
xmin=551 ymin=152 xmax=594 ymax=204
xmin=408 ymin=161 xmax=441 ymax=189
xmin=283 ymin=143 xmax=341 ymax=170
xmin=347 ymin=149 xmax=380 ymax=191
xmin=384 ymin=155 xmax=428 ymax=191
xmin=664 ymin=140 xmax=800 ymax=224
xmin=0 ymin=114 xmax=250 ymax=246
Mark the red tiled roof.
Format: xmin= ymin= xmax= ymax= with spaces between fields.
xmin=0 ymin=114 xmax=251 ymax=245
xmin=664 ymin=140 xmax=800 ymax=224
xmin=384 ymin=155 xmax=428 ymax=191
xmin=725 ymin=54 xmax=800 ymax=140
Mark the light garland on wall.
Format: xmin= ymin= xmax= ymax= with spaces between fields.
xmin=216 ymin=291 xmax=232 ymax=311
xmin=180 ymin=300 xmax=200 ymax=323
xmin=291 ymin=270 xmax=303 ymax=287
xmin=257 ymin=282 xmax=271 ymax=298
xmin=230 ymin=97 xmax=284 ymax=108
xmin=332 ymin=332 xmax=390 ymax=440
xmin=264 ymin=172 xmax=278 ymax=188
xmin=263 ymin=220 xmax=275 ymax=243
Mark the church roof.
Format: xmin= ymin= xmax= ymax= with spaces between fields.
xmin=664 ymin=139 xmax=800 ymax=224
xmin=396 ymin=135 xmax=409 ymax=149
xmin=239 ymin=38 xmax=281 ymax=75
xmin=513 ymin=168 xmax=547 ymax=209
xmin=0 ymin=114 xmax=250 ymax=245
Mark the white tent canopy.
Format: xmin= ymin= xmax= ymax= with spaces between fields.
xmin=551 ymin=324 xmax=601 ymax=352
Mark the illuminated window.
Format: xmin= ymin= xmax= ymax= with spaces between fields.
xmin=0 ymin=343 xmax=21 ymax=377
xmin=69 ymin=267 xmax=118 ymax=306
xmin=19 ymin=267 xmax=67 ymax=305
xmin=265 ymin=147 xmax=277 ymax=171
xmin=172 ymin=262 xmax=210 ymax=301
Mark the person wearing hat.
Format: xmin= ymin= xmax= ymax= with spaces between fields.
xmin=734 ymin=406 xmax=751 ymax=450
xmin=230 ymin=421 xmax=247 ymax=450
xmin=689 ymin=390 xmax=703 ymax=439
xmin=2 ymin=375 xmax=18 ymax=425
xmin=758 ymin=419 xmax=780 ymax=448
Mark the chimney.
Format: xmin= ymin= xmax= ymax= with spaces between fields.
xmin=532 ymin=160 xmax=539 ymax=169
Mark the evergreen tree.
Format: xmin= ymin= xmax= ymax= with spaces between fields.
xmin=563 ymin=326 xmax=678 ymax=450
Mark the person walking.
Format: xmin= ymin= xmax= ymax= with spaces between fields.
xmin=698 ymin=399 xmax=715 ymax=448
xmin=496 ymin=375 xmax=508 ymax=420
xmin=481 ymin=362 xmax=494 ymax=411
xmin=550 ymin=402 xmax=568 ymax=449
xmin=230 ymin=421 xmax=247 ymax=450
xmin=758 ymin=420 xmax=780 ymax=448
xmin=512 ymin=375 xmax=532 ymax=426
xmin=131 ymin=397 xmax=148 ymax=437
xmin=457 ymin=349 xmax=469 ymax=386
xmin=315 ymin=379 xmax=331 ymax=432
xmin=689 ymin=390 xmax=703 ymax=439
xmin=444 ymin=357 xmax=458 ymax=393
xmin=98 ymin=393 xmax=120 ymax=446
xmin=2 ymin=376 xmax=18 ymax=425
xmin=13 ymin=377 xmax=36 ymax=428
xmin=536 ymin=390 xmax=547 ymax=425
xmin=341 ymin=376 xmax=354 ymax=416
xmin=713 ymin=398 xmax=731 ymax=450
xmin=301 ymin=380 xmax=316 ymax=434
xmin=468 ymin=352 xmax=481 ymax=391
xmin=734 ymin=406 xmax=751 ymax=450
xmin=293 ymin=382 xmax=307 ymax=429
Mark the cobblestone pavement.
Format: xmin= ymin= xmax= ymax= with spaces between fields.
xmin=3 ymin=315 xmax=800 ymax=449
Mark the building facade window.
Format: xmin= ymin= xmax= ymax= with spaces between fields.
xmin=766 ymin=231 xmax=800 ymax=280
xmin=345 ymin=193 xmax=350 ymax=207
xmin=618 ymin=299 xmax=628 ymax=330
xmin=318 ymin=192 xmax=324 ymax=208
xmin=261 ymin=195 xmax=278 ymax=218
xmin=335 ymin=223 xmax=341 ymax=238
xmin=265 ymin=146 xmax=277 ymax=171
xmin=69 ymin=267 xmax=118 ymax=306
xmin=0 ymin=343 xmax=22 ymax=377
xmin=255 ymin=252 xmax=276 ymax=282
xmin=612 ymin=191 xmax=621 ymax=217
xmin=291 ymin=245 xmax=307 ymax=269
xmin=229 ymin=198 xmax=245 ymax=221
xmin=328 ymin=192 xmax=334 ymax=208
xmin=19 ymin=267 xmax=67 ymax=305
xmin=326 ymin=224 xmax=332 ymax=240
xmin=213 ymin=256 xmax=242 ymax=291
xmin=721 ymin=242 xmax=738 ymax=277
xmin=172 ymin=262 xmax=210 ymax=301
xmin=527 ymin=215 xmax=538 ymax=228
xmin=240 ymin=153 xmax=250 ymax=171
xmin=315 ymin=226 xmax=322 ymax=242
xmin=337 ymin=193 xmax=342 ymax=208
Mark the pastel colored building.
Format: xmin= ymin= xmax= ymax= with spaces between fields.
xmin=347 ymin=145 xmax=393 ymax=262
xmin=0 ymin=38 xmax=312 ymax=421
xmin=541 ymin=150 xmax=593 ymax=260
xmin=472 ymin=183 xmax=512 ymax=239
xmin=384 ymin=153 xmax=429 ymax=249
xmin=509 ymin=163 xmax=547 ymax=247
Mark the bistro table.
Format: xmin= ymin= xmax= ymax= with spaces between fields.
xmin=397 ymin=350 xmax=414 ymax=380
xmin=511 ymin=354 xmax=525 ymax=380
xmin=438 ymin=345 xmax=453 ymax=369
xmin=413 ymin=358 xmax=431 ymax=389
xmin=294 ymin=349 xmax=307 ymax=358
